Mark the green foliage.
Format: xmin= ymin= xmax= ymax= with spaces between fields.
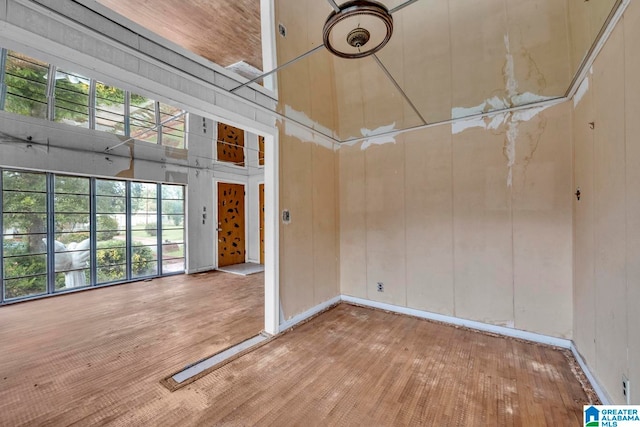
xmin=58 ymin=232 xmax=89 ymax=245
xmin=3 ymin=255 xmax=46 ymax=299
xmin=97 ymin=215 xmax=119 ymax=240
xmin=96 ymin=240 xmax=155 ymax=282
xmin=3 ymin=53 xmax=48 ymax=118
xmin=145 ymin=222 xmax=157 ymax=237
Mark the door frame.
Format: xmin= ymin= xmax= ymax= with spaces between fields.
xmin=213 ymin=177 xmax=249 ymax=268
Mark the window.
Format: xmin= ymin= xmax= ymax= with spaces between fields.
xmin=54 ymin=175 xmax=91 ymax=290
xmin=129 ymin=93 xmax=158 ymax=144
xmin=0 ymin=48 xmax=188 ymax=148
xmin=2 ymin=170 xmax=48 ymax=300
xmin=95 ymin=82 xmax=126 ymax=135
xmin=53 ymin=69 xmax=90 ymax=128
xmin=131 ymin=182 xmax=158 ymax=278
xmin=96 ymin=179 xmax=127 ymax=284
xmin=3 ymin=51 xmax=49 ymax=119
xmin=161 ymin=184 xmax=185 ymax=273
xmin=0 ymin=170 xmax=186 ymax=303
xmin=159 ymin=103 xmax=186 ymax=149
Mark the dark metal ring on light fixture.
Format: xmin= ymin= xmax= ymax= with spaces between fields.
xmin=323 ymin=0 xmax=393 ymax=59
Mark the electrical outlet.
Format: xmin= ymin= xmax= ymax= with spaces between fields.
xmin=377 ymin=282 xmax=384 ymax=292
xmin=282 ymin=209 xmax=291 ymax=224
xmin=623 ymin=375 xmax=630 ymax=405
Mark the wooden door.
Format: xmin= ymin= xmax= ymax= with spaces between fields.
xmin=258 ymin=135 xmax=265 ymax=166
xmin=217 ymin=123 xmax=245 ymax=166
xmin=259 ymin=183 xmax=265 ymax=264
xmin=217 ymin=182 xmax=245 ymax=267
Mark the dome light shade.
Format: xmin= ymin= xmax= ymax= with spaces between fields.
xmin=323 ymin=0 xmax=393 ymax=59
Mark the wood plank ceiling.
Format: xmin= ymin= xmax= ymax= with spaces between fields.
xmin=96 ymin=0 xmax=262 ymax=70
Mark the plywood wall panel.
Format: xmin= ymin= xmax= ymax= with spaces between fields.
xmin=452 ymin=129 xmax=514 ymax=326
xmin=338 ymin=143 xmax=367 ymax=298
xmin=623 ymin=2 xmax=640 ymax=404
xmin=365 ymin=140 xmax=407 ymax=306
xmin=591 ymin=24 xmax=628 ymax=403
xmin=312 ymin=144 xmax=339 ymax=303
xmin=506 ymin=0 xmax=571 ymax=98
xmin=279 ymin=133 xmax=315 ymax=318
xmin=567 ymin=0 xmax=591 ymax=75
xmin=377 ymin=0 xmax=452 ymax=123
xmin=572 ymin=71 xmax=596 ymax=366
xmin=449 ymin=0 xmax=507 ymax=114
xmin=511 ymin=103 xmax=573 ymax=338
xmin=404 ymin=126 xmax=454 ymax=315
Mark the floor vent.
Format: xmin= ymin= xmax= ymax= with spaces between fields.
xmin=161 ymin=332 xmax=272 ymax=391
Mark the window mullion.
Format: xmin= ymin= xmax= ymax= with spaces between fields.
xmin=126 ymin=181 xmax=132 ymax=280
xmin=0 ymin=168 xmax=4 ymax=303
xmin=90 ymin=178 xmax=97 ymax=287
xmin=124 ymin=91 xmax=131 ymax=137
xmin=158 ymin=183 xmax=162 ymax=275
xmin=89 ymin=79 xmax=96 ymax=130
xmin=46 ymin=173 xmax=55 ymax=295
xmin=155 ymin=101 xmax=162 ymax=146
xmin=46 ymin=65 xmax=56 ymax=121
xmin=0 ymin=48 xmax=7 ymax=110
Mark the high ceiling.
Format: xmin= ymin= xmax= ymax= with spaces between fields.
xmin=95 ymin=0 xmax=263 ymax=69
xmin=95 ymin=0 xmax=619 ymax=143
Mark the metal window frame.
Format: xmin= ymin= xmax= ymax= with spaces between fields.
xmin=157 ymin=182 xmax=163 ymax=275
xmin=46 ymin=65 xmax=56 ymax=121
xmin=46 ymin=172 xmax=55 ymax=294
xmin=155 ymin=101 xmax=162 ymax=146
xmin=125 ymin=180 xmax=132 ymax=281
xmin=89 ymin=79 xmax=96 ymax=130
xmin=0 ymin=169 xmax=4 ymax=303
xmin=0 ymin=48 xmax=7 ymax=110
xmin=90 ymin=177 xmax=97 ymax=287
xmin=0 ymin=171 xmax=187 ymax=306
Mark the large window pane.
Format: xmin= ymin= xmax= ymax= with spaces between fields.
xmin=2 ymin=170 xmax=48 ymax=300
xmin=159 ymin=103 xmax=186 ymax=149
xmin=96 ymin=180 xmax=125 ymax=197
xmin=161 ymin=184 xmax=185 ymax=273
xmin=96 ymin=179 xmax=127 ymax=284
xmin=4 ymin=275 xmax=47 ymax=300
xmin=130 ymin=94 xmax=157 ymax=143
xmin=54 ymin=175 xmax=90 ymax=291
xmin=3 ymin=51 xmax=49 ymax=119
xmin=95 ymin=82 xmax=125 ymax=135
xmin=2 ymin=170 xmax=46 ymax=192
xmin=131 ymin=182 xmax=158 ymax=276
xmin=96 ymin=244 xmax=126 ymax=283
xmin=54 ymin=69 xmax=89 ymax=128
xmin=55 ymin=176 xmax=90 ymax=194
xmin=132 ymin=245 xmax=157 ymax=278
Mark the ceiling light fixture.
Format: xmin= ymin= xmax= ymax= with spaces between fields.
xmin=323 ymin=0 xmax=393 ymax=59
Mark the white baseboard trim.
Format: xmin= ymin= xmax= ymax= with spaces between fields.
xmin=185 ymin=266 xmax=215 ymax=274
xmin=570 ymin=343 xmax=611 ymax=405
xmin=278 ymin=295 xmax=615 ymax=403
xmin=278 ymin=295 xmax=341 ymax=333
xmin=341 ymin=295 xmax=572 ymax=349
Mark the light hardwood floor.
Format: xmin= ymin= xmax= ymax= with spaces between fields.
xmin=1 ymin=280 xmax=591 ymax=426
xmin=0 ymin=271 xmax=264 ymax=426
